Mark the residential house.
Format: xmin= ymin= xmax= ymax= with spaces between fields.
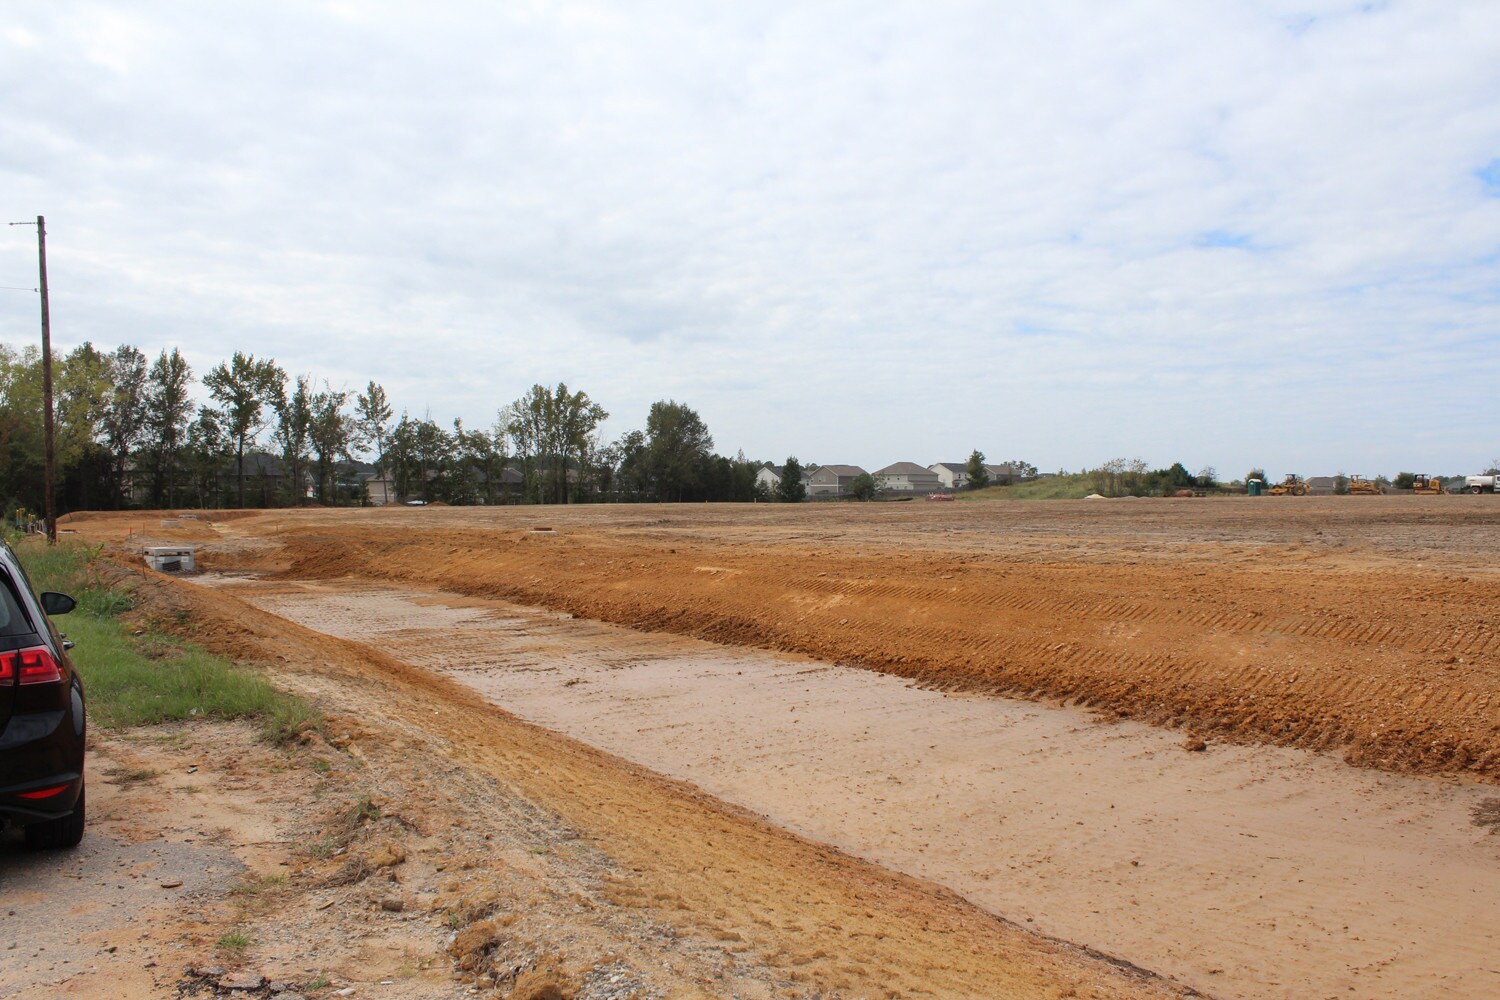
xmin=929 ymin=463 xmax=968 ymax=489
xmin=755 ymin=463 xmax=813 ymax=494
xmin=806 ymin=464 xmax=868 ymax=497
xmin=985 ymin=463 xmax=1019 ymax=486
xmin=875 ymin=462 xmax=941 ymax=492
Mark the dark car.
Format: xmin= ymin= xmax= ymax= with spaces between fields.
xmin=0 ymin=539 xmax=85 ymax=849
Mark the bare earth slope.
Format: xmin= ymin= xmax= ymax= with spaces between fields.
xmin=126 ymin=565 xmax=1184 ymax=1000
xmin=130 ymin=496 xmax=1500 ymax=780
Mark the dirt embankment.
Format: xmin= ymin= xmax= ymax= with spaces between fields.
xmin=125 ymin=566 xmax=1187 ymax=999
xmin=222 ymin=505 xmax=1500 ymax=781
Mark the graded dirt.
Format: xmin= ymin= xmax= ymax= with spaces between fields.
xmin=50 ymin=496 xmax=1500 ymax=998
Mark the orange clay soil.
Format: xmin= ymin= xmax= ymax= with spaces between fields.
xmin=120 ymin=562 xmax=1186 ymax=1000
xmin=67 ymin=494 xmax=1500 ymax=780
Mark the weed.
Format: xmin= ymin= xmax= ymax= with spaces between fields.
xmin=303 ymin=836 xmax=336 ymax=860
xmin=306 ymin=971 xmax=331 ymax=990
xmin=231 ymin=872 xmax=287 ymax=896
xmin=105 ymin=766 xmax=157 ymax=785
xmin=216 ymin=930 xmax=251 ymax=957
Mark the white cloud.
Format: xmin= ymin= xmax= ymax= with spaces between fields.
xmin=1 ymin=0 xmax=1497 ymax=478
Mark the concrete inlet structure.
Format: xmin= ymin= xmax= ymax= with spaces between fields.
xmin=143 ymin=546 xmax=195 ymax=573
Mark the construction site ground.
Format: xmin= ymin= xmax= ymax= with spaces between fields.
xmin=23 ymin=495 xmax=1500 ymax=999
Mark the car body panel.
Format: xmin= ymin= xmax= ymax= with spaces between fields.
xmin=0 ymin=540 xmax=85 ymax=834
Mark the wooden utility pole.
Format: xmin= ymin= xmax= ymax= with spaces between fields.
xmin=37 ymin=216 xmax=55 ymax=544
xmin=9 ymin=215 xmax=56 ymax=543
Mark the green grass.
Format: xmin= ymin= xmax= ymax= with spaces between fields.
xmin=959 ymin=473 xmax=1099 ymax=501
xmin=15 ymin=538 xmax=319 ymax=743
xmin=215 ymin=929 xmax=251 ymax=957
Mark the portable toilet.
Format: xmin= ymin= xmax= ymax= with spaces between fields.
xmin=1247 ymin=478 xmax=1264 ymax=497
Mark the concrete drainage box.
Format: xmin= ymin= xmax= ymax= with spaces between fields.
xmin=144 ymin=546 xmax=196 ymax=573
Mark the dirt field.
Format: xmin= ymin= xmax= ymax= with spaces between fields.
xmin=47 ymin=496 xmax=1500 ymax=998
xmin=80 ymin=495 xmax=1500 ymax=779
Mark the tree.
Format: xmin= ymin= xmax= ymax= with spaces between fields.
xmin=203 ymin=351 xmax=285 ymax=507
xmin=454 ymin=420 xmax=508 ymax=504
xmin=1244 ymin=467 xmax=1267 ymax=486
xmin=308 ymin=385 xmax=351 ymax=503
xmin=1333 ymin=472 xmax=1350 ymax=496
xmin=183 ymin=407 xmax=230 ymax=507
xmin=612 ymin=429 xmax=650 ymax=500
xmin=56 ymin=343 xmax=115 ymax=511
xmin=143 ymin=348 xmax=194 ymax=507
xmin=355 ymin=381 xmax=393 ymax=469
xmin=847 ymin=472 xmax=879 ymax=501
xmin=101 ymin=346 xmax=149 ymax=507
xmin=965 ymin=450 xmax=989 ymax=490
xmin=641 ymin=400 xmax=714 ymax=501
xmin=777 ymin=456 xmax=806 ymax=503
xmin=273 ymin=376 xmax=314 ymax=505
xmin=1393 ymin=472 xmax=1416 ymax=490
xmin=0 ymin=343 xmax=45 ymax=514
xmin=503 ymin=383 xmax=607 ymax=504
xmin=1015 ymin=460 xmax=1038 ymax=480
xmin=1196 ymin=466 xmax=1217 ymax=489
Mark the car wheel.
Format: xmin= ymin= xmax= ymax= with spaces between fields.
xmin=25 ymin=782 xmax=85 ymax=850
xmin=1473 ymin=486 xmax=1484 ymax=494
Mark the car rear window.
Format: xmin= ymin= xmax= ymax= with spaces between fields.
xmin=0 ymin=569 xmax=36 ymax=637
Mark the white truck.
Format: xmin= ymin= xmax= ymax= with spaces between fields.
xmin=1465 ymin=474 xmax=1497 ymax=494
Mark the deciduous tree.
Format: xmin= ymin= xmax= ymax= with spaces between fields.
xmin=777 ymin=456 xmax=806 ymax=503
xmin=203 ymin=351 xmax=285 ymax=507
xmin=964 ymin=450 xmax=989 ymax=490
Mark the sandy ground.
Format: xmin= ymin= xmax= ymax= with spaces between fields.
xmin=0 ymin=719 xmax=466 ymax=1000
xmin=116 ymin=496 xmax=1500 ymax=779
xmin=85 ymin=565 xmax=1187 ymax=1000
xmin=46 ymin=496 xmax=1500 ymax=998
xmin=205 ymin=574 xmax=1500 ymax=1000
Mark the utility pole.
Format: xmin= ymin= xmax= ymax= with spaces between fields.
xmin=9 ymin=216 xmax=56 ymax=543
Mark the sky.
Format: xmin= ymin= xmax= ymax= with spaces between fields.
xmin=2 ymin=0 xmax=1498 ymax=479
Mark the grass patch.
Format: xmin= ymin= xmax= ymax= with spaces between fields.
xmin=15 ymin=539 xmax=319 ymax=743
xmin=959 ymin=473 xmax=1099 ymax=501
xmin=215 ymin=929 xmax=251 ymax=958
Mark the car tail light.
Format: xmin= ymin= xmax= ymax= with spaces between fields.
xmin=17 ymin=783 xmax=70 ymax=799
xmin=0 ymin=646 xmax=63 ymax=685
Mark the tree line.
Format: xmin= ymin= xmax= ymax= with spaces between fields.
xmin=0 ymin=341 xmax=782 ymax=515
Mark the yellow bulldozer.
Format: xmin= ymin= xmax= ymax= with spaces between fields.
xmin=1266 ymin=474 xmax=1310 ymax=496
xmin=1411 ymin=474 xmax=1446 ymax=495
xmin=1347 ymin=475 xmax=1384 ymax=495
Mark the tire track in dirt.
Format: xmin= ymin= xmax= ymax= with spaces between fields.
xmin=138 ymin=573 xmax=1190 ymax=1000
xmin=253 ymin=521 xmax=1500 ymax=780
xmin=209 ymin=575 xmax=1500 ymax=1000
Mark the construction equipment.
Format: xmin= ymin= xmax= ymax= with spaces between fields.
xmin=1266 ymin=474 xmax=1309 ymax=496
xmin=1412 ymin=475 xmax=1446 ymax=495
xmin=1465 ymin=474 xmax=1497 ymax=494
xmin=1347 ymin=475 xmax=1384 ymax=495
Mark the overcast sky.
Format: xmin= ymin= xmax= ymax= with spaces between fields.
xmin=2 ymin=1 xmax=1498 ymax=478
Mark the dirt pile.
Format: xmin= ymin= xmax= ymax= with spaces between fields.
xmin=248 ymin=511 xmax=1500 ymax=780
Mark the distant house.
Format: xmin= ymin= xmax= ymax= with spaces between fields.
xmin=1306 ymin=476 xmax=1338 ymax=496
xmin=876 ymin=462 xmax=941 ymax=492
xmin=215 ymin=451 xmax=312 ymax=507
xmin=985 ymin=463 xmax=1019 ymax=485
xmin=755 ymin=463 xmax=812 ymax=494
xmin=930 ymin=463 xmax=968 ymax=489
xmin=807 ymin=464 xmax=868 ymax=497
